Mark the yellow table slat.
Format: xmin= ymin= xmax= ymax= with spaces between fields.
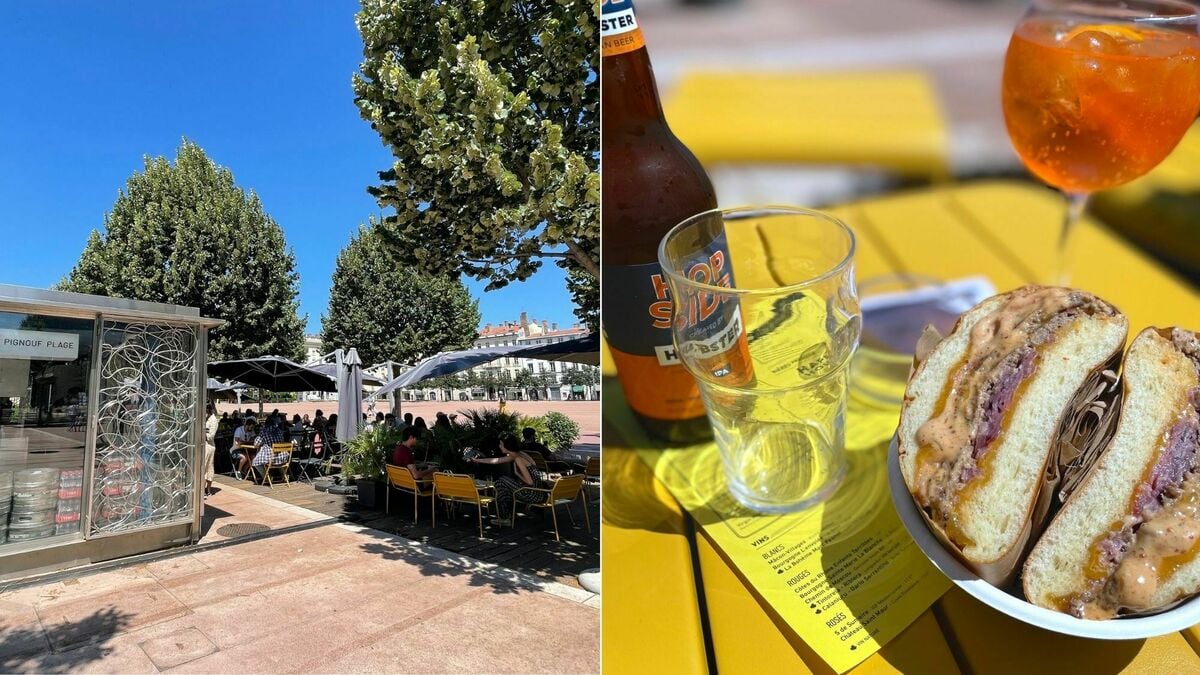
xmin=601 ymin=350 xmax=710 ymax=673
xmin=945 ymin=181 xmax=1200 ymax=332
xmin=663 ymin=71 xmax=949 ymax=179
xmin=937 ymin=587 xmax=1200 ymax=674
xmin=695 ymin=530 xmax=961 ymax=675
xmin=844 ymin=192 xmax=1031 ymax=290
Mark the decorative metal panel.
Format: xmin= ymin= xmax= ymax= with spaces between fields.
xmin=91 ymin=321 xmax=197 ymax=533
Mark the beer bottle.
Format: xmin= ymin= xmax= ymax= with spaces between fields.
xmin=601 ymin=0 xmax=717 ymax=444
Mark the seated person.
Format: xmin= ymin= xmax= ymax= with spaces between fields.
xmin=472 ymin=435 xmax=549 ymax=526
xmin=250 ymin=416 xmax=291 ymax=479
xmin=230 ymin=418 xmax=258 ymax=477
xmin=391 ymin=427 xmax=435 ymax=480
xmin=521 ymin=427 xmax=572 ymax=472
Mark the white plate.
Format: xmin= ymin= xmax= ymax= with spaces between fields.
xmin=888 ymin=435 xmax=1200 ymax=639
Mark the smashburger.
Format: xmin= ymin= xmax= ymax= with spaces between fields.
xmin=898 ymin=286 xmax=1127 ymax=586
xmin=898 ymin=286 xmax=1200 ymax=619
xmin=1024 ymin=328 xmax=1200 ymax=619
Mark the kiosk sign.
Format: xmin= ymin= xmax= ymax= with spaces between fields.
xmin=0 ymin=328 xmax=80 ymax=360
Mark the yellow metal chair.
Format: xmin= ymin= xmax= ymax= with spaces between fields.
xmin=385 ymin=463 xmax=434 ymax=523
xmin=432 ymin=472 xmax=496 ymax=538
xmin=583 ymin=456 xmax=600 ymax=502
xmin=258 ymin=443 xmax=294 ymax=488
xmin=520 ymin=474 xmax=591 ymax=542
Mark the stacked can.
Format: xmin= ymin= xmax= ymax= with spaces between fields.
xmin=8 ymin=468 xmax=60 ymax=542
xmin=56 ymin=469 xmax=84 ymax=535
xmin=0 ymin=472 xmax=12 ymax=543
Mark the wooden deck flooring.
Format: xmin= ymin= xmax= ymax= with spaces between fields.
xmin=210 ymin=473 xmax=599 ymax=589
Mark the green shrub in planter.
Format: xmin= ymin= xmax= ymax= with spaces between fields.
xmin=342 ymin=425 xmax=405 ymax=481
xmin=542 ymin=411 xmax=580 ymax=452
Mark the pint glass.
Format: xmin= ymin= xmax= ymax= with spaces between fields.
xmin=657 ymin=207 xmax=861 ymax=513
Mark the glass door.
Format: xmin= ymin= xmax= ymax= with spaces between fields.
xmin=0 ymin=312 xmax=94 ymax=547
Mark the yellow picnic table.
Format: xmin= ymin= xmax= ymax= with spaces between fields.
xmin=602 ymin=180 xmax=1200 ymax=674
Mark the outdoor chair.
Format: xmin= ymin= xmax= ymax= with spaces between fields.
xmin=288 ymin=437 xmax=313 ymax=484
xmin=432 ymin=472 xmax=496 ymax=538
xmin=385 ymin=463 xmax=434 ymax=524
xmin=583 ymin=456 xmax=600 ymax=503
xmin=524 ymin=450 xmax=550 ymax=474
xmin=322 ymin=438 xmax=345 ymax=476
xmin=257 ymin=443 xmax=294 ymax=488
xmin=519 ymin=474 xmax=591 ymax=543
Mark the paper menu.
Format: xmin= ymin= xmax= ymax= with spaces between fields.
xmin=628 ymin=397 xmax=951 ymax=673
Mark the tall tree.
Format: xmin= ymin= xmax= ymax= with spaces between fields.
xmin=353 ymin=0 xmax=599 ymax=327
xmin=321 ymin=225 xmax=481 ymax=367
xmin=60 ymin=140 xmax=305 ymax=360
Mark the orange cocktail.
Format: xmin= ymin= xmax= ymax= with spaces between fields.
xmin=1003 ymin=19 xmax=1200 ymax=193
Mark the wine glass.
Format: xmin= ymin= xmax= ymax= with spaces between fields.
xmin=1002 ymin=0 xmax=1200 ymax=283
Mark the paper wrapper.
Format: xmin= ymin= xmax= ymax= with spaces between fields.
xmin=903 ymin=325 xmax=1124 ymax=588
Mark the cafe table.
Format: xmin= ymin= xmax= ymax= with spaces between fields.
xmin=602 ymin=180 xmax=1200 ymax=674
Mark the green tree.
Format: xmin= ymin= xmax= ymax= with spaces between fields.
xmin=60 ymin=140 xmax=304 ymax=360
xmin=562 ymin=368 xmax=593 ymax=387
xmin=567 ymin=269 xmax=598 ymax=332
xmin=514 ymin=368 xmax=537 ymax=397
xmin=538 ymin=371 xmax=559 ymax=392
xmin=353 ymin=0 xmax=599 ymax=327
xmin=322 ymin=225 xmax=481 ymax=366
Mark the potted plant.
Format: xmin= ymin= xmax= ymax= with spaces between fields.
xmin=541 ymin=411 xmax=581 ymax=453
xmin=341 ymin=425 xmax=403 ymax=510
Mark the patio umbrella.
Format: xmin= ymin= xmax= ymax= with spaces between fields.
xmin=372 ymin=345 xmax=525 ymax=398
xmin=336 ymin=348 xmax=363 ymax=442
xmin=207 ymin=356 xmax=338 ymax=393
xmin=511 ymin=333 xmax=600 ymax=366
xmin=307 ymin=362 xmax=386 ymax=386
xmin=206 ymin=377 xmax=232 ymax=391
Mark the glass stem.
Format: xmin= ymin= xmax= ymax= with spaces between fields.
xmin=1055 ymin=191 xmax=1090 ymax=286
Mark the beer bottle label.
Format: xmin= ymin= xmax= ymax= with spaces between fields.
xmin=603 ymin=234 xmax=739 ymax=421
xmin=601 ymin=0 xmax=645 ymax=57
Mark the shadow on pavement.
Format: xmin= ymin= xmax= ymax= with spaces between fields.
xmin=0 ymin=607 xmax=132 ymax=673
xmin=355 ymin=526 xmax=562 ymax=596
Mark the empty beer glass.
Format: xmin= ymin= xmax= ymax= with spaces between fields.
xmin=657 ymin=207 xmax=861 ymax=513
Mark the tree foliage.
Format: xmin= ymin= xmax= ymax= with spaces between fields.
xmin=321 ymin=225 xmax=481 ymax=367
xmin=60 ymin=140 xmax=305 ymax=361
xmin=541 ymin=411 xmax=580 ymax=451
xmin=562 ymin=366 xmax=597 ymax=387
xmin=353 ymin=0 xmax=599 ymax=326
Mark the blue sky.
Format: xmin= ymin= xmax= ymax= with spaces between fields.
xmin=0 ymin=1 xmax=580 ymax=334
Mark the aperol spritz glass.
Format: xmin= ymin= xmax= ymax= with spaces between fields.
xmin=1002 ymin=0 xmax=1200 ymax=282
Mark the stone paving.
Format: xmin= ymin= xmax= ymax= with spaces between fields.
xmin=0 ymin=485 xmax=599 ymax=673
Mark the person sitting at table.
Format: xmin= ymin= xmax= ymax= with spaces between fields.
xmin=434 ymin=412 xmax=452 ymax=434
xmin=302 ymin=413 xmax=312 ymax=426
xmin=472 ymin=434 xmax=548 ymax=526
xmin=230 ymin=417 xmax=258 ymax=478
xmin=412 ymin=416 xmax=429 ymax=438
xmin=402 ymin=412 xmax=414 ymax=429
xmin=391 ymin=427 xmax=435 ymax=480
xmin=250 ymin=415 xmax=290 ymax=481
